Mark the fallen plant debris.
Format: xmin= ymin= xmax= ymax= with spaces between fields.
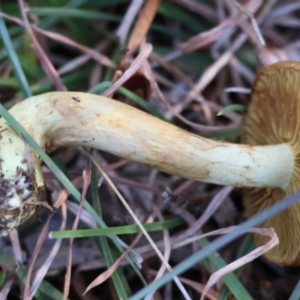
xmin=1 ymin=1 xmax=300 ymax=300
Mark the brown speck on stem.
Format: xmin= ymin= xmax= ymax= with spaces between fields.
xmin=71 ymin=96 xmax=81 ymax=102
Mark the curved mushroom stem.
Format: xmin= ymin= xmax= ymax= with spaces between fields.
xmin=2 ymin=91 xmax=295 ymax=187
xmin=0 ymin=91 xmax=295 ymax=234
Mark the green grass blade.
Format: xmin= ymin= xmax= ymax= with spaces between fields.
xmin=218 ymin=235 xmax=255 ymax=300
xmin=199 ymin=239 xmax=253 ymax=300
xmin=217 ymin=104 xmax=245 ymax=116
xmin=29 ymin=7 xmax=121 ymax=22
xmin=83 ymin=0 xmax=129 ymax=8
xmin=102 ymin=45 xmax=120 ymax=81
xmin=30 ymin=67 xmax=90 ymax=95
xmin=204 ymin=129 xmax=241 ymax=141
xmin=51 ymin=218 xmax=184 ymax=238
xmin=0 ymin=270 xmax=6 ymax=287
xmin=88 ymin=81 xmax=166 ymax=120
xmin=88 ymin=81 xmax=113 ymax=93
xmin=158 ymin=2 xmax=206 ymax=33
xmin=0 ymin=35 xmax=23 ymax=61
xmin=91 ymin=164 xmax=130 ymax=299
xmin=91 ymin=164 xmax=148 ymax=289
xmin=0 ymin=14 xmax=32 ymax=97
xmin=0 ymin=77 xmax=19 ymax=88
xmin=38 ymin=0 xmax=90 ymax=29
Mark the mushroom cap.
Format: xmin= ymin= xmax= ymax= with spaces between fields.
xmin=242 ymin=61 xmax=300 ymax=265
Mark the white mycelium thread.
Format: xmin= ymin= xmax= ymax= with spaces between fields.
xmin=5 ymin=171 xmax=32 ymax=208
xmin=0 ymin=168 xmax=36 ymax=235
xmin=0 ymin=170 xmax=32 ymax=209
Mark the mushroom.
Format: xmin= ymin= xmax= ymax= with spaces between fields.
xmin=0 ymin=61 xmax=298 ymax=265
